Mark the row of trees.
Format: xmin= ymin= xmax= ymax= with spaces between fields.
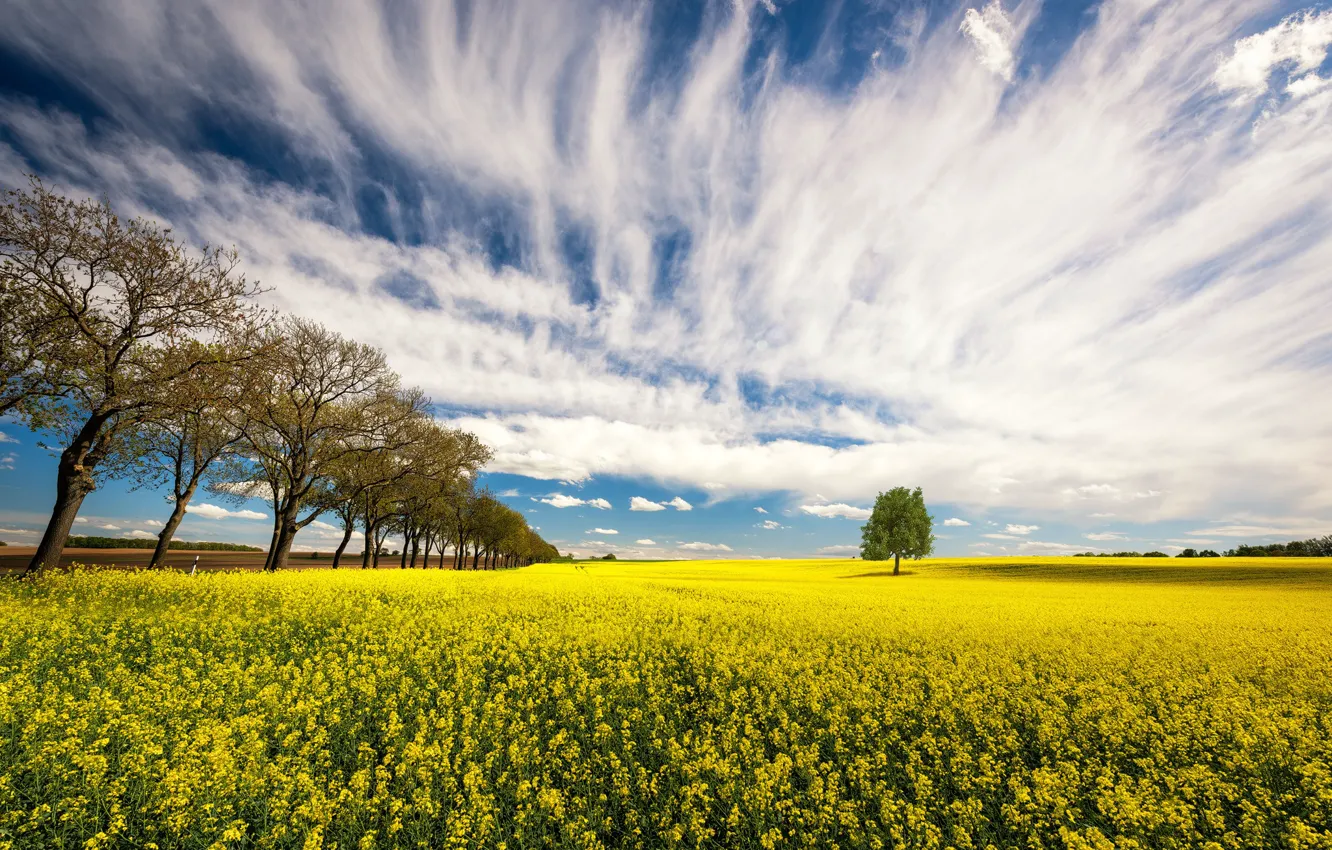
xmin=1224 ymin=536 xmax=1332 ymax=557
xmin=1 ymin=179 xmax=557 ymax=574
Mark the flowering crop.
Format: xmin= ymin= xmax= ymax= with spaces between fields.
xmin=1 ymin=557 xmax=1330 ymax=849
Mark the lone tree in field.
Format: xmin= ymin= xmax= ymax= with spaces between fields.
xmin=859 ymin=486 xmax=935 ymax=576
xmin=1 ymin=180 xmax=263 ymax=575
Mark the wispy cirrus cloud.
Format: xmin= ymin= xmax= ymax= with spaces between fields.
xmin=0 ymin=0 xmax=1328 ymax=539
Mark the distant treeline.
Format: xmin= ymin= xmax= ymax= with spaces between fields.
xmin=1224 ymin=536 xmax=1332 ymax=557
xmin=65 ymin=536 xmax=263 ymax=552
xmin=1072 ymin=535 xmax=1331 ymax=558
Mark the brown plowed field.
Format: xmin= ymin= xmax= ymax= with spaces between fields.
xmin=0 ymin=547 xmax=341 ymax=574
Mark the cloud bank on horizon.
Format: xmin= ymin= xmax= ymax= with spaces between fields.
xmin=1 ymin=0 xmax=1330 ymax=542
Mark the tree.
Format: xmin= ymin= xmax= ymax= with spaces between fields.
xmin=1 ymin=224 xmax=70 ymax=417
xmin=126 ymin=342 xmax=256 ymax=568
xmin=224 ymin=317 xmax=426 ymax=571
xmin=1 ymin=180 xmax=262 ymax=575
xmin=859 ymin=486 xmax=934 ymax=576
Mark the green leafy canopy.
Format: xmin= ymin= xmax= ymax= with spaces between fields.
xmin=860 ymin=486 xmax=935 ymax=563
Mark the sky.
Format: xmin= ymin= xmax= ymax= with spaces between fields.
xmin=1 ymin=0 xmax=1331 ymax=560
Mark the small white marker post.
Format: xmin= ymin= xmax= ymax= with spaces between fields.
xmin=190 ymin=555 xmax=198 ymax=576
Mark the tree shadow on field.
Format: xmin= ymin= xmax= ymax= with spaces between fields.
xmin=847 ymin=570 xmax=917 ymax=578
xmin=846 ymin=561 xmax=1332 ymax=588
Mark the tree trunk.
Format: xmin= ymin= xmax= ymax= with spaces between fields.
xmin=26 ymin=449 xmax=98 ymax=575
xmin=268 ymin=509 xmax=300 ymax=571
xmin=149 ymin=483 xmax=198 ymax=569
xmin=893 ymin=552 xmax=900 ymax=576
xmin=331 ymin=521 xmax=355 ymax=569
xmin=373 ymin=525 xmax=389 ymax=568
xmin=361 ymin=520 xmax=375 ymax=569
xmin=410 ymin=530 xmax=420 ymax=568
xmin=360 ymin=499 xmax=373 ymax=569
xmin=262 ymin=515 xmax=281 ymax=571
xmin=472 ymin=546 xmax=481 ymax=570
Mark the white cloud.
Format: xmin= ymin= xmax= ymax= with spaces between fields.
xmin=588 ymin=528 xmax=618 ymax=535
xmin=74 ymin=517 xmax=87 ymax=524
xmin=3 ymin=0 xmax=1332 ymax=531
xmin=1090 ymin=512 xmax=1116 ymax=518
xmin=1005 ymin=524 xmax=1039 ymax=535
xmin=0 ymin=453 xmax=14 ymax=471
xmin=186 ymin=503 xmax=268 ymax=521
xmin=1067 ymin=484 xmax=1120 ymax=498
xmin=758 ymin=520 xmax=782 ymax=530
xmin=0 ymin=432 xmax=17 ymax=443
xmin=943 ymin=517 xmax=970 ymax=526
xmin=125 ymin=529 xmax=156 ymax=539
xmin=982 ymin=532 xmax=1018 ymax=540
xmin=817 ymin=544 xmax=860 ymax=555
xmin=630 ymin=497 xmax=666 ymax=512
xmin=586 ymin=498 xmax=612 ymax=510
xmin=636 ymin=538 xmax=656 ymax=545
xmin=142 ymin=519 xmax=164 ymax=528
xmin=539 ymin=494 xmax=586 ymax=508
xmin=679 ymin=542 xmax=733 ymax=552
xmin=1085 ymin=531 xmax=1126 ymax=541
xmin=308 ymin=520 xmax=339 ymax=531
xmin=1214 ymin=9 xmax=1332 ymax=100
xmin=97 ymin=523 xmax=119 ymax=530
xmin=800 ymin=503 xmax=872 ymax=520
xmin=667 ymin=497 xmax=692 ymax=511
xmin=754 ymin=507 xmax=768 ymax=514
xmin=960 ymin=2 xmax=1017 ymax=82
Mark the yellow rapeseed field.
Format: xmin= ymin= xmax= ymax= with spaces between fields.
xmin=2 ymin=557 xmax=1331 ymax=849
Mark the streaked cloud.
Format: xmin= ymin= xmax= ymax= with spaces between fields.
xmin=0 ymin=0 xmax=1328 ymax=545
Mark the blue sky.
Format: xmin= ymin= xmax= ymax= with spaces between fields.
xmin=2 ymin=0 xmax=1332 ymax=558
